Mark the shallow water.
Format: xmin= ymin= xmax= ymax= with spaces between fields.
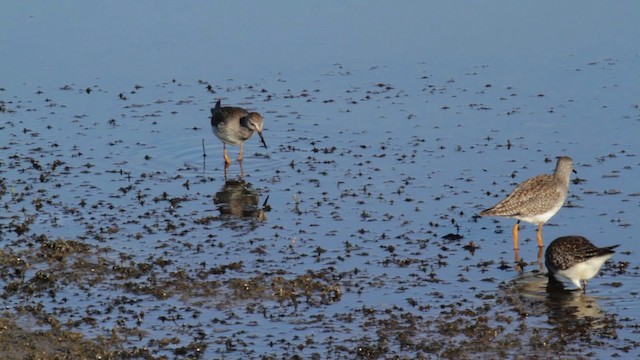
xmin=2 ymin=2 xmax=639 ymax=359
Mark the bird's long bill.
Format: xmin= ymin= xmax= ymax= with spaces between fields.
xmin=258 ymin=131 xmax=267 ymax=148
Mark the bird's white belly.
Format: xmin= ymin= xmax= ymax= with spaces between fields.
xmin=213 ymin=127 xmax=243 ymax=145
xmin=515 ymin=202 xmax=564 ymax=224
xmin=556 ymin=254 xmax=614 ymax=288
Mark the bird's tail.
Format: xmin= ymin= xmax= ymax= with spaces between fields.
xmin=211 ymin=100 xmax=221 ymax=117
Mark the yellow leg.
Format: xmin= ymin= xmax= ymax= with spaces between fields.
xmin=536 ymin=246 xmax=543 ymax=269
xmin=223 ymin=162 xmax=230 ymax=179
xmin=238 ymin=143 xmax=244 ymax=162
xmin=512 ymin=221 xmax=520 ymax=250
xmin=536 ymin=223 xmax=544 ymax=247
xmin=223 ymin=144 xmax=231 ymax=164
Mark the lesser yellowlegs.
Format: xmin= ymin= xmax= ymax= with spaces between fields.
xmin=210 ymin=100 xmax=267 ymax=164
xmin=545 ymin=235 xmax=618 ymax=292
xmin=480 ymin=156 xmax=575 ymax=249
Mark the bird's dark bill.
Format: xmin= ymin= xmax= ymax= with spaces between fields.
xmin=258 ymin=132 xmax=267 ymax=148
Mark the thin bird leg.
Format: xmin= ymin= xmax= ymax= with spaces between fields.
xmin=512 ymin=221 xmax=520 ymax=250
xmin=582 ymin=280 xmax=587 ymax=293
xmin=536 ymin=247 xmax=544 ymax=269
xmin=536 ymin=223 xmax=544 ymax=247
xmin=223 ymin=144 xmax=232 ymax=164
xmin=223 ymin=162 xmax=230 ymax=179
xmin=238 ymin=143 xmax=244 ymax=162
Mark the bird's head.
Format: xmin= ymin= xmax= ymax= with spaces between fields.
xmin=247 ymin=112 xmax=267 ymax=148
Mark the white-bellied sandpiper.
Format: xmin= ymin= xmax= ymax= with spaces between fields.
xmin=545 ymin=235 xmax=618 ymax=292
xmin=480 ymin=156 xmax=575 ymax=250
xmin=210 ymin=100 xmax=267 ymax=164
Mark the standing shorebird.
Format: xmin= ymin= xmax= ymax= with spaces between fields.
xmin=545 ymin=235 xmax=618 ymax=292
xmin=210 ymin=100 xmax=267 ymax=164
xmin=480 ymin=156 xmax=575 ymax=250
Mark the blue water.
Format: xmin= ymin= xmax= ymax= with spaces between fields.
xmin=2 ymin=1 xmax=639 ymax=358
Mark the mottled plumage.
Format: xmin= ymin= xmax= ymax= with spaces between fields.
xmin=480 ymin=156 xmax=575 ymax=249
xmin=545 ymin=235 xmax=618 ymax=291
xmin=210 ymin=100 xmax=267 ymax=164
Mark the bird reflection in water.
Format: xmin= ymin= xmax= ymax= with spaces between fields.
xmin=214 ymin=178 xmax=269 ymax=220
xmin=544 ymin=279 xmax=615 ymax=334
xmin=507 ymin=271 xmax=617 ymax=338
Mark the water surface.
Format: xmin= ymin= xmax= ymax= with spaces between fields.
xmin=1 ymin=2 xmax=639 ymax=358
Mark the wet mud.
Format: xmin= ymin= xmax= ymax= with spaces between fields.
xmin=0 ymin=60 xmax=639 ymax=359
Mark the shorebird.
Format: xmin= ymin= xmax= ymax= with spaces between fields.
xmin=480 ymin=156 xmax=575 ymax=250
xmin=210 ymin=100 xmax=267 ymax=164
xmin=545 ymin=235 xmax=618 ymax=292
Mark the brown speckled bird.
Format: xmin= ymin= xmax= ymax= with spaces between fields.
xmin=480 ymin=156 xmax=575 ymax=249
xmin=545 ymin=235 xmax=618 ymax=292
xmin=210 ymin=100 xmax=267 ymax=164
